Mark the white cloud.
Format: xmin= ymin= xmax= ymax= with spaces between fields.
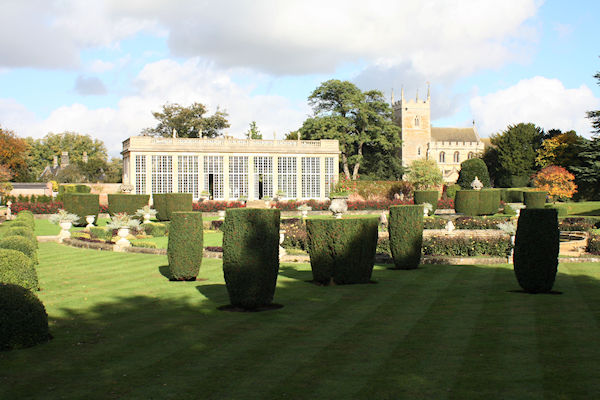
xmin=89 ymin=59 xmax=115 ymax=73
xmin=470 ymin=76 xmax=600 ymax=138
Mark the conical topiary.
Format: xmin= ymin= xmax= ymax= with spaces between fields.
xmin=388 ymin=205 xmax=423 ymax=269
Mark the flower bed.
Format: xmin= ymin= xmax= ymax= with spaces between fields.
xmin=9 ymin=202 xmax=63 ymax=214
xmin=192 ymin=201 xmax=246 ymax=212
xmin=274 ymin=198 xmax=452 ymax=211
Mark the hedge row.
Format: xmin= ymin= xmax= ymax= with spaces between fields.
xmin=107 ymin=194 xmax=149 ymax=216
xmin=388 ymin=205 xmax=423 ymax=269
xmin=523 ymin=191 xmax=547 ymax=209
xmin=153 ymin=193 xmax=192 ymax=221
xmin=63 ymin=194 xmax=99 ymax=226
xmin=413 ymin=191 xmax=439 ymax=213
xmin=422 ymin=236 xmax=512 ymax=257
xmin=455 ymin=189 xmax=500 ymax=216
xmin=4 ymin=195 xmax=54 ymax=204
xmin=273 ymin=198 xmax=454 ymax=212
xmin=0 ymin=212 xmax=40 ymax=291
xmin=167 ymin=212 xmax=203 ymax=281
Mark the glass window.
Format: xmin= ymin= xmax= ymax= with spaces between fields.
xmin=439 ymin=152 xmax=445 ymax=163
xmin=277 ymin=157 xmax=297 ymax=198
xmin=468 ymin=152 xmax=474 ymax=159
xmin=324 ymin=157 xmax=335 ymax=197
xmin=229 ymin=156 xmax=249 ymax=199
xmin=151 ymin=155 xmax=172 ymax=194
xmin=135 ymin=155 xmax=146 ymax=195
xmin=254 ymin=156 xmax=273 ymax=199
xmin=178 ymin=155 xmax=199 ymax=199
xmin=204 ymin=156 xmax=224 ymax=199
xmin=453 ymin=151 xmax=460 ymax=163
xmin=301 ymin=157 xmax=320 ymax=198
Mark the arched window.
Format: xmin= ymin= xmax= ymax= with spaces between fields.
xmin=454 ymin=151 xmax=460 ymax=163
xmin=468 ymin=152 xmax=474 ymax=159
xmin=439 ymin=151 xmax=445 ymax=163
xmin=414 ymin=116 xmax=420 ymax=127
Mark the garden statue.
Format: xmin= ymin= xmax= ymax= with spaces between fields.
xmin=279 ymin=229 xmax=287 ymax=259
xmin=422 ymin=202 xmax=433 ymax=216
xmin=298 ymin=204 xmax=312 ymax=219
xmin=379 ymin=212 xmax=388 ymax=227
xmin=471 ymin=176 xmax=483 ymax=190
xmin=135 ymin=205 xmax=157 ymax=223
xmin=6 ymin=201 xmax=11 ymax=220
xmin=445 ymin=220 xmax=455 ymax=232
xmin=329 ymin=197 xmax=348 ymax=219
xmin=119 ymin=184 xmax=134 ymax=194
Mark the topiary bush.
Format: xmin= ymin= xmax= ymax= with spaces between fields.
xmin=545 ymin=203 xmax=568 ymax=217
xmin=107 ymin=194 xmax=150 ymax=216
xmin=445 ymin=184 xmax=461 ymax=200
xmin=142 ymin=222 xmax=167 ymax=237
xmin=504 ymin=190 xmax=524 ymax=203
xmin=388 ymin=205 xmax=423 ymax=269
xmin=3 ymin=227 xmax=37 ymax=249
xmin=89 ymin=227 xmax=113 ymax=242
xmin=0 ymin=283 xmax=50 ymax=351
xmin=413 ymin=190 xmax=439 ymax=213
xmin=0 ymin=249 xmax=39 ymax=291
xmin=63 ymin=193 xmax=99 ymax=226
xmin=456 ymin=158 xmax=490 ymax=189
xmin=454 ymin=190 xmax=480 ymax=216
xmin=15 ymin=211 xmax=35 ymax=229
xmin=167 ymin=212 xmax=203 ymax=281
xmin=0 ymin=236 xmax=38 ymax=265
xmin=153 ymin=193 xmax=193 ymax=221
xmin=8 ymin=220 xmax=32 ymax=230
xmin=306 ymin=217 xmax=378 ymax=285
xmin=513 ymin=208 xmax=559 ymax=293
xmin=523 ymin=191 xmax=547 ymax=209
xmin=478 ymin=189 xmax=501 ymax=215
xmin=222 ymin=209 xmax=280 ymax=309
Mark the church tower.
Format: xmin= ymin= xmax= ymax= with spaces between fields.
xmin=392 ymin=85 xmax=432 ymax=168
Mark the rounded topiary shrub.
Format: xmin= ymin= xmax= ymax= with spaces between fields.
xmin=63 ymin=193 xmax=99 ymax=226
xmin=306 ymin=217 xmax=378 ymax=285
xmin=8 ymin=220 xmax=32 ymax=230
xmin=0 ymin=236 xmax=38 ymax=265
xmin=167 ymin=212 xmax=203 ymax=281
xmin=513 ymin=208 xmax=559 ymax=293
xmin=413 ymin=190 xmax=439 ymax=213
xmin=143 ymin=222 xmax=167 ymax=237
xmin=524 ymin=191 xmax=547 ymax=209
xmin=454 ymin=190 xmax=480 ymax=216
xmin=388 ymin=205 xmax=424 ymax=269
xmin=456 ymin=158 xmax=490 ymax=189
xmin=153 ymin=193 xmax=193 ymax=221
xmin=107 ymin=194 xmax=150 ymax=216
xmin=0 ymin=283 xmax=50 ymax=351
xmin=222 ymin=208 xmax=280 ymax=309
xmin=0 ymin=249 xmax=39 ymax=291
xmin=478 ymin=189 xmax=501 ymax=215
xmin=4 ymin=227 xmax=37 ymax=249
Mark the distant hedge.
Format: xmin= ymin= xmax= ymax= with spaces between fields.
xmin=501 ymin=189 xmax=524 ymax=203
xmin=0 ymin=249 xmax=39 ymax=291
xmin=513 ymin=208 xmax=559 ymax=293
xmin=153 ymin=193 xmax=193 ymax=221
xmin=454 ymin=190 xmax=480 ymax=216
xmin=63 ymin=193 xmax=99 ymax=226
xmin=306 ymin=217 xmax=378 ymax=285
xmin=478 ymin=189 xmax=501 ymax=215
xmin=524 ymin=191 xmax=547 ymax=209
xmin=143 ymin=222 xmax=167 ymax=237
xmin=107 ymin=194 xmax=150 ymax=216
xmin=167 ymin=212 xmax=203 ymax=281
xmin=413 ymin=190 xmax=439 ymax=213
xmin=222 ymin=208 xmax=280 ymax=309
xmin=388 ymin=205 xmax=423 ymax=269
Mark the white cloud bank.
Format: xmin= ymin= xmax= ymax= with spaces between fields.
xmin=470 ymin=76 xmax=600 ymax=138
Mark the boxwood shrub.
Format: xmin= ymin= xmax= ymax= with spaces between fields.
xmin=422 ymin=236 xmax=511 ymax=257
xmin=153 ymin=193 xmax=193 ymax=221
xmin=63 ymin=193 xmax=99 ymax=226
xmin=167 ymin=212 xmax=204 ymax=281
xmin=142 ymin=222 xmax=167 ymax=237
xmin=455 ymin=190 xmax=480 ymax=216
xmin=388 ymin=205 xmax=423 ymax=269
xmin=0 ymin=283 xmax=50 ymax=351
xmin=513 ymin=208 xmax=559 ymax=293
xmin=15 ymin=211 xmax=35 ymax=229
xmin=107 ymin=194 xmax=150 ymax=216
xmin=8 ymin=220 xmax=32 ymax=230
xmin=0 ymin=249 xmax=39 ymax=291
xmin=306 ymin=217 xmax=378 ymax=285
xmin=413 ymin=190 xmax=439 ymax=213
xmin=3 ymin=227 xmax=37 ymax=249
xmin=89 ymin=227 xmax=113 ymax=242
xmin=222 ymin=208 xmax=280 ymax=309
xmin=587 ymin=231 xmax=600 ymax=254
xmin=0 ymin=236 xmax=38 ymax=265
xmin=523 ymin=191 xmax=547 ymax=209
xmin=478 ymin=189 xmax=501 ymax=215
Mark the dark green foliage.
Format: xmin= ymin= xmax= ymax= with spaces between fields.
xmin=523 ymin=191 xmax=547 ymax=209
xmin=167 ymin=212 xmax=203 ymax=281
xmin=513 ymin=209 xmax=559 ymax=293
xmin=107 ymin=194 xmax=150 ymax=216
xmin=545 ymin=204 xmax=568 ymax=217
xmin=388 ymin=205 xmax=423 ymax=269
xmin=587 ymin=231 xmax=600 ymax=254
xmin=558 ymin=217 xmax=599 ymax=232
xmin=478 ymin=189 xmax=501 ymax=215
xmin=455 ymin=190 xmax=480 ymax=216
xmin=0 ymin=249 xmax=39 ymax=291
xmin=223 ymin=209 xmax=280 ymax=308
xmin=0 ymin=283 xmax=50 ymax=351
xmin=504 ymin=190 xmax=524 ymax=203
xmin=4 ymin=227 xmax=37 ymax=249
xmin=89 ymin=227 xmax=113 ymax=241
xmin=306 ymin=217 xmax=378 ymax=284
xmin=142 ymin=222 xmax=167 ymax=237
xmin=445 ymin=184 xmax=461 ymax=200
xmin=503 ymin=204 xmax=517 ymax=216
xmin=422 ymin=236 xmax=511 ymax=257
xmin=0 ymin=236 xmax=38 ymax=265
xmin=153 ymin=193 xmax=193 ymax=221
xmin=56 ymin=184 xmax=91 ymax=201
xmin=8 ymin=220 xmax=32 ymax=230
xmin=413 ymin=190 xmax=439 ymax=213
xmin=280 ymin=218 xmax=308 ymax=250
xmin=457 ymin=158 xmax=490 ymax=189
xmin=63 ymin=193 xmax=99 ymax=226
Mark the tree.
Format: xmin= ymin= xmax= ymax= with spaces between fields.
xmin=570 ymin=136 xmax=600 ymax=200
xmin=406 ymin=159 xmax=443 ymax=190
xmin=488 ymin=123 xmax=544 ymax=187
xmin=104 ymin=157 xmax=123 ymax=183
xmin=0 ymin=126 xmax=31 ymax=181
xmin=299 ymin=80 xmax=401 ymax=180
xmin=141 ymin=102 xmax=230 ymax=138
xmin=536 ymin=130 xmax=582 ymax=169
xmin=533 ymin=165 xmax=577 ymax=202
xmin=587 ymin=66 xmax=600 ymax=134
xmin=245 ymin=121 xmax=263 ymax=139
xmin=456 ymin=158 xmax=490 ymax=189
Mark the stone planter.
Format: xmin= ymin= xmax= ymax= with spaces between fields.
xmin=116 ymin=227 xmax=131 ymax=248
xmin=58 ymin=221 xmax=72 ymax=242
xmin=85 ymin=215 xmax=95 ymax=229
xmin=218 ymin=210 xmax=226 ymax=220
xmin=279 ymin=229 xmax=287 ymax=259
xmin=143 ymin=213 xmax=152 ymax=224
xmin=329 ymin=196 xmax=348 ymax=219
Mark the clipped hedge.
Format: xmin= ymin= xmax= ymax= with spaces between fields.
xmin=0 ymin=236 xmax=38 ymax=265
xmin=455 ymin=190 xmax=480 ymax=216
xmin=306 ymin=217 xmax=378 ymax=285
xmin=167 ymin=212 xmax=204 ymax=281
xmin=222 ymin=208 xmax=280 ymax=309
xmin=8 ymin=220 xmax=33 ymax=231
xmin=142 ymin=222 xmax=167 ymax=237
xmin=0 ymin=249 xmax=39 ymax=291
xmin=545 ymin=203 xmax=568 ymax=217
xmin=478 ymin=189 xmax=501 ymax=215
xmin=587 ymin=231 xmax=600 ymax=254
xmin=456 ymin=158 xmax=490 ymax=189
xmin=89 ymin=227 xmax=113 ymax=242
xmin=153 ymin=193 xmax=193 ymax=221
xmin=107 ymin=194 xmax=150 ymax=216
xmin=523 ymin=191 xmax=547 ymax=209
xmin=63 ymin=193 xmax=99 ymax=226
xmin=16 ymin=211 xmax=35 ymax=229
xmin=422 ymin=236 xmax=511 ymax=257
xmin=513 ymin=208 xmax=559 ymax=293
xmin=501 ymin=189 xmax=524 ymax=203
xmin=388 ymin=205 xmax=423 ymax=269
xmin=0 ymin=283 xmax=50 ymax=351
xmin=413 ymin=190 xmax=439 ymax=213
xmin=3 ymin=227 xmax=37 ymax=249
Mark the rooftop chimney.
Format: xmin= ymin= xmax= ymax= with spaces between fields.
xmin=60 ymin=151 xmax=69 ymax=168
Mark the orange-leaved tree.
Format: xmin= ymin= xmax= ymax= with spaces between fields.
xmin=532 ymin=165 xmax=577 ymax=202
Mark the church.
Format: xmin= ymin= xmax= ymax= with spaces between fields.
xmin=392 ymin=86 xmax=485 ymax=183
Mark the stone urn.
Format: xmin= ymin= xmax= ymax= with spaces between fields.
xmin=143 ymin=213 xmax=152 ymax=224
xmin=116 ymin=227 xmax=131 ymax=248
xmin=58 ymin=221 xmax=72 ymax=242
xmin=279 ymin=229 xmax=287 ymax=259
xmin=218 ymin=210 xmax=226 ymax=220
xmin=85 ymin=215 xmax=95 ymax=229
xmin=445 ymin=220 xmax=455 ymax=232
xmin=329 ymin=196 xmax=348 ymax=219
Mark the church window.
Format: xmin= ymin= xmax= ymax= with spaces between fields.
xmin=439 ymin=152 xmax=445 ymax=163
xmin=468 ymin=152 xmax=474 ymax=159
xmin=453 ymin=151 xmax=460 ymax=163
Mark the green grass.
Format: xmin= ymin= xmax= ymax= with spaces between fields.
xmin=134 ymin=231 xmax=223 ymax=249
xmin=560 ymin=201 xmax=600 ymax=216
xmin=1 ymin=235 xmax=600 ymax=398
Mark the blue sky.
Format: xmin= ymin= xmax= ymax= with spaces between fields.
xmin=0 ymin=0 xmax=599 ymax=156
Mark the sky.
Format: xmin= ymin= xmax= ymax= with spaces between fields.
xmin=0 ymin=0 xmax=599 ymax=157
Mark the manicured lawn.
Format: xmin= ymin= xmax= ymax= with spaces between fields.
xmin=1 ymin=240 xmax=600 ymax=399
xmin=562 ymin=201 xmax=600 ymax=216
xmin=135 ymin=231 xmax=223 ymax=249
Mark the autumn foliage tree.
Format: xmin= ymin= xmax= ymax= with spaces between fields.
xmin=532 ymin=165 xmax=577 ymax=202
xmin=0 ymin=126 xmax=30 ymax=181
